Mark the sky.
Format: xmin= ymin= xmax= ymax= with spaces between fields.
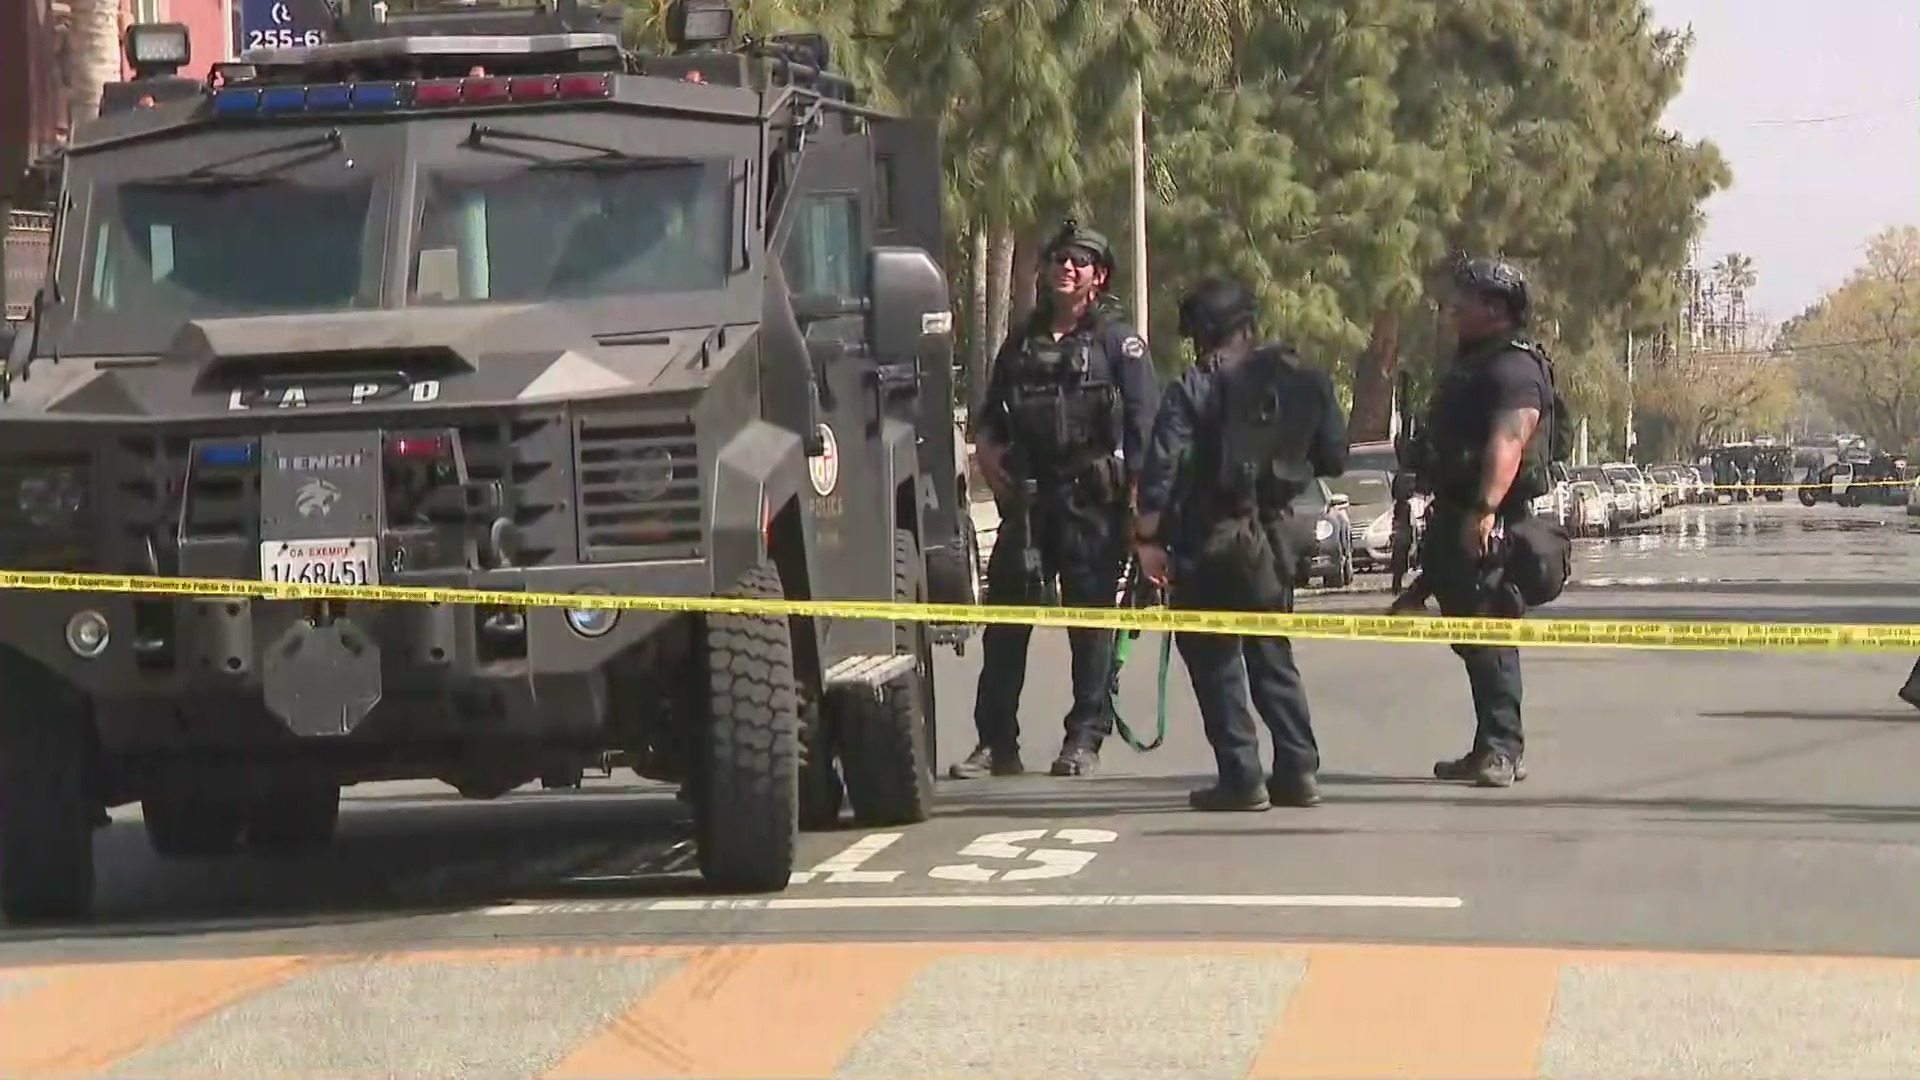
xmin=1647 ymin=0 xmax=1919 ymax=325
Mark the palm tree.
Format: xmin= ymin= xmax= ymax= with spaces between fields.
xmin=1713 ymin=252 xmax=1756 ymax=347
xmin=66 ymin=0 xmax=119 ymax=126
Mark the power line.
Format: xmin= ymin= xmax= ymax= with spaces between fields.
xmin=1681 ymin=335 xmax=1905 ymax=358
xmin=1747 ymin=99 xmax=1920 ymax=128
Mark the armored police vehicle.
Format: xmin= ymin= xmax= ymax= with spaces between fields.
xmin=0 ymin=0 xmax=977 ymax=922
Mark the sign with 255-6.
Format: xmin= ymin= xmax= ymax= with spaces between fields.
xmin=238 ymin=0 xmax=334 ymax=51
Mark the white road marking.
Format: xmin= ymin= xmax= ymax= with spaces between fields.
xmin=789 ymin=832 xmax=904 ymax=885
xmin=475 ymin=893 xmax=1464 ymax=915
xmin=929 ymin=828 xmax=1116 ymax=884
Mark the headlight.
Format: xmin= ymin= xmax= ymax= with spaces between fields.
xmin=1314 ymin=519 xmax=1334 ymax=542
xmin=16 ymin=468 xmax=86 ymax=528
xmin=563 ymin=586 xmax=618 ymax=638
xmin=619 ymin=448 xmax=675 ymax=502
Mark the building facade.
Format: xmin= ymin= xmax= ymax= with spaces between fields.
xmin=3 ymin=0 xmax=230 ymax=197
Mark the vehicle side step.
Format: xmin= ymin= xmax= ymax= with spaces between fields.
xmin=825 ymin=653 xmax=918 ymax=694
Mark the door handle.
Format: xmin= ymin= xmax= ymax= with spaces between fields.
xmin=864 ymin=362 xmax=921 ymax=434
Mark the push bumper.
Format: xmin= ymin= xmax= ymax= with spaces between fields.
xmin=0 ymin=561 xmax=709 ymax=740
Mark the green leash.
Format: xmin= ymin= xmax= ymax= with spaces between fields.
xmin=1106 ymin=554 xmax=1172 ymax=753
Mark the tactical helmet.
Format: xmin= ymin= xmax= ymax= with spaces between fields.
xmin=1177 ymin=277 xmax=1258 ymax=346
xmin=1452 ymin=255 xmax=1531 ymax=326
xmin=1047 ymin=218 xmax=1115 ymax=276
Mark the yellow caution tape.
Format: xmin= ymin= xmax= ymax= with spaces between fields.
xmin=0 ymin=570 xmax=1915 ymax=653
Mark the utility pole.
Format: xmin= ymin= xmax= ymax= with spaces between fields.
xmin=1129 ymin=71 xmax=1148 ymax=335
xmin=1624 ymin=329 xmax=1636 ymax=461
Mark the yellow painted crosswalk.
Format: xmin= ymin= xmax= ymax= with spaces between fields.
xmin=1 ymin=940 xmax=1913 ymax=1079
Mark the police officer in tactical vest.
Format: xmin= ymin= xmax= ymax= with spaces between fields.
xmin=952 ymin=221 xmax=1160 ymax=779
xmin=1133 ymin=278 xmax=1347 ymax=810
xmin=1407 ymin=256 xmax=1560 ymax=788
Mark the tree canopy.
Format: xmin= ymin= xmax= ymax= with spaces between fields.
xmin=616 ymin=0 xmax=1738 ymax=458
xmin=1781 ymin=225 xmax=1920 ymax=453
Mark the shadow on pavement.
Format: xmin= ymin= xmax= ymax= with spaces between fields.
xmin=931 ymin=772 xmax=1920 ymax=827
xmin=2 ymin=789 xmax=701 ymax=943
xmin=1701 ymin=709 xmax=1920 ymax=724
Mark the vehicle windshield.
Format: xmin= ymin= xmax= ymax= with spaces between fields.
xmin=1327 ymin=470 xmax=1392 ymax=509
xmin=1573 ymin=466 xmax=1609 ymax=484
xmin=79 ymin=173 xmax=378 ymax=321
xmin=409 ymin=158 xmax=729 ymax=304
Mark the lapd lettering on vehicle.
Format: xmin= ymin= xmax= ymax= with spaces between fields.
xmin=228 ymin=380 xmax=441 ymax=411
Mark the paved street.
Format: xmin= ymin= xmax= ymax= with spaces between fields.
xmin=0 ymin=500 xmax=1915 ymax=1079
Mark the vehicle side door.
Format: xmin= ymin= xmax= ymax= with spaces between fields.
xmin=871 ymin=117 xmax=960 ymax=557
xmin=780 ymin=119 xmax=894 ymax=656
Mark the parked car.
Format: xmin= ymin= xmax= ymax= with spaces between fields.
xmin=1344 ymin=440 xmax=1425 ymax=575
xmin=1602 ymin=462 xmax=1658 ymax=519
xmin=1684 ymin=464 xmax=1715 ymax=503
xmin=1330 ymin=467 xmax=1398 ymax=575
xmin=1530 ymin=461 xmax=1572 ymax=526
xmin=1569 ymin=480 xmax=1612 ymax=537
xmin=1646 ymin=466 xmax=1688 ymax=507
xmin=1289 ymin=478 xmax=1355 ymax=589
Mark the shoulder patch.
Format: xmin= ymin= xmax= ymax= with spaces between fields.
xmin=1120 ymin=335 xmax=1147 ymax=360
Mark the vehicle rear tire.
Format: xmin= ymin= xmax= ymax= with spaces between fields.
xmin=1799 ymin=487 xmax=1818 ymax=507
xmin=837 ymin=529 xmax=936 ymax=828
xmin=244 ymin=781 xmax=340 ymax=855
xmin=0 ymin=666 xmax=97 ymax=924
xmin=693 ymin=563 xmax=801 ymax=892
xmin=144 ymin=792 xmax=244 ymax=859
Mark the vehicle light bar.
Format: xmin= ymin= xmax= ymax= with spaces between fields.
xmin=209 ymin=74 xmax=611 ymax=118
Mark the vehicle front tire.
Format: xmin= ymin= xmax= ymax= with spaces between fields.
xmin=837 ymin=529 xmax=936 ymax=828
xmin=0 ymin=665 xmax=97 ymax=924
xmin=693 ymin=563 xmax=801 ymax=892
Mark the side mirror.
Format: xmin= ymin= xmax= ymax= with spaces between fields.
xmin=868 ymin=246 xmax=952 ymax=370
xmin=1328 ymin=493 xmax=1350 ymax=510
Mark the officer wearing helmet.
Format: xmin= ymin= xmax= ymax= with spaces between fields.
xmin=1407 ymin=255 xmax=1559 ymax=788
xmin=1133 ymin=277 xmax=1346 ymax=811
xmin=954 ymin=220 xmax=1159 ymax=779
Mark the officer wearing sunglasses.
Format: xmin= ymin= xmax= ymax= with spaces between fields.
xmin=953 ymin=220 xmax=1158 ymax=779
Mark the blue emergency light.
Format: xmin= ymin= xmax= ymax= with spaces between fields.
xmin=194 ymin=440 xmax=256 ymax=467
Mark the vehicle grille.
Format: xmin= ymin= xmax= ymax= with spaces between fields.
xmin=573 ymin=413 xmax=703 ymax=562
xmin=454 ymin=414 xmax=570 ymax=568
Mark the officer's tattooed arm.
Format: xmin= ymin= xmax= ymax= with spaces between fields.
xmin=1476 ymin=407 xmax=1541 ymax=510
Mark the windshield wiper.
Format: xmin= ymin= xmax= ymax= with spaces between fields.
xmin=465 ymin=124 xmax=695 ymax=171
xmin=466 ymin=123 xmax=632 ymax=160
xmin=137 ymin=128 xmax=345 ymax=187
